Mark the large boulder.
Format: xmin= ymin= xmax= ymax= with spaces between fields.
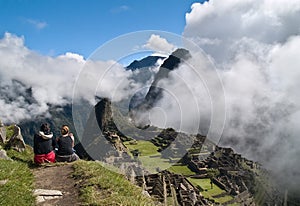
xmin=0 ymin=120 xmax=6 ymax=144
xmin=0 ymin=149 xmax=11 ymax=160
xmin=6 ymin=125 xmax=26 ymax=152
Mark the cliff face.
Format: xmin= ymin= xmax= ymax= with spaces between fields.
xmin=77 ymin=98 xmax=132 ymax=161
xmin=129 ymin=49 xmax=191 ymax=128
xmin=138 ymin=48 xmax=190 ymax=110
xmin=95 ymin=98 xmax=113 ymax=133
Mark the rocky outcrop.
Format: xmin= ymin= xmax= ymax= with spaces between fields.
xmin=0 ymin=121 xmax=6 ymax=144
xmin=95 ymin=98 xmax=114 ymax=133
xmin=79 ymin=98 xmax=129 ymax=161
xmin=0 ymin=149 xmax=11 ymax=160
xmin=6 ymin=125 xmax=26 ymax=152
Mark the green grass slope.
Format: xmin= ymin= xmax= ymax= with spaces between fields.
xmin=1 ymin=143 xmax=155 ymax=206
xmin=0 ymin=146 xmax=35 ymax=206
xmin=73 ymin=161 xmax=156 ymax=206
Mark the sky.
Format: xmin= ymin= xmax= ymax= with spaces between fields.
xmin=0 ymin=0 xmax=206 ymax=58
xmin=1 ymin=0 xmax=300 ymax=193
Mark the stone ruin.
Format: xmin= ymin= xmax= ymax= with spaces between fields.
xmin=136 ymin=170 xmax=212 ymax=206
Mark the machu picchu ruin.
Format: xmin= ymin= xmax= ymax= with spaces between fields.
xmin=74 ymin=97 xmax=285 ymax=205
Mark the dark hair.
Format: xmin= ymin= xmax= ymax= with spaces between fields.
xmin=40 ymin=123 xmax=51 ymax=135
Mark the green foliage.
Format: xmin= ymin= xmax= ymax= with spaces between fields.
xmin=207 ymin=168 xmax=220 ymax=179
xmin=73 ymin=161 xmax=155 ymax=206
xmin=5 ymin=125 xmax=14 ymax=141
xmin=0 ymin=159 xmax=35 ymax=205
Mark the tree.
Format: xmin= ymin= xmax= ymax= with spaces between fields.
xmin=207 ymin=169 xmax=220 ymax=189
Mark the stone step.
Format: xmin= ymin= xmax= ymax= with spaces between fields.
xmin=33 ymin=189 xmax=63 ymax=196
xmin=33 ymin=189 xmax=63 ymax=204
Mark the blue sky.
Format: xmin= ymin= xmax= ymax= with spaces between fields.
xmin=0 ymin=0 xmax=206 ymax=58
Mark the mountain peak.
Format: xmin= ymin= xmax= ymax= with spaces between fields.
xmin=126 ymin=55 xmax=166 ymax=70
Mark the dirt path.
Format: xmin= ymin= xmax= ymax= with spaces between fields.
xmin=32 ymin=163 xmax=81 ymax=206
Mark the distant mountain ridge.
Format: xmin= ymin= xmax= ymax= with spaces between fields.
xmin=129 ymin=48 xmax=191 ymax=128
xmin=126 ymin=55 xmax=165 ymax=70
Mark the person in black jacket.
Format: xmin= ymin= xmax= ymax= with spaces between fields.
xmin=33 ymin=123 xmax=56 ymax=164
xmin=55 ymin=125 xmax=79 ymax=162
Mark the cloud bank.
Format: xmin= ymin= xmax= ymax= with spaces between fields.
xmin=0 ymin=32 xmax=136 ymax=123
xmin=181 ymin=0 xmax=300 ymax=191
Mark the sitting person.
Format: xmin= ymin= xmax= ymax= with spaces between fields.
xmin=33 ymin=123 xmax=56 ymax=164
xmin=55 ymin=125 xmax=79 ymax=162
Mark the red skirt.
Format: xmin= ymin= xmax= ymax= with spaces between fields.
xmin=34 ymin=151 xmax=56 ymax=164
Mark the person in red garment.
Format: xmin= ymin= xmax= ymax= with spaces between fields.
xmin=33 ymin=123 xmax=56 ymax=164
xmin=55 ymin=125 xmax=79 ymax=162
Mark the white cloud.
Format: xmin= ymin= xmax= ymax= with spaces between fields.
xmin=144 ymin=34 xmax=176 ymax=54
xmin=26 ymin=18 xmax=48 ymax=30
xmin=75 ymin=60 xmax=139 ymax=104
xmin=184 ymin=0 xmax=300 ymax=62
xmin=59 ymin=52 xmax=85 ymax=63
xmin=0 ymin=32 xmax=138 ymax=124
xmin=183 ymin=0 xmax=300 ymax=190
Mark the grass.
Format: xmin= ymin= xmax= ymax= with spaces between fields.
xmin=5 ymin=125 xmax=14 ymax=141
xmin=168 ymin=164 xmax=196 ymax=176
xmin=188 ymin=178 xmax=233 ymax=204
xmin=72 ymin=160 xmax=156 ymax=206
xmin=124 ymin=140 xmax=174 ymax=173
xmin=124 ymin=140 xmax=159 ymax=156
xmin=6 ymin=145 xmax=35 ymax=165
xmin=138 ymin=156 xmax=172 ymax=173
xmin=188 ymin=178 xmax=224 ymax=196
xmin=0 ymin=142 xmax=156 ymax=206
xmin=124 ymin=141 xmax=197 ymax=175
xmin=0 ymin=159 xmax=35 ymax=205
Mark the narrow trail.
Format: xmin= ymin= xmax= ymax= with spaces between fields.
xmin=32 ymin=163 xmax=81 ymax=206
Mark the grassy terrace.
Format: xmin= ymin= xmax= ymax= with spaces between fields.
xmin=188 ymin=178 xmax=233 ymax=204
xmin=73 ymin=161 xmax=155 ymax=206
xmin=124 ymin=140 xmax=159 ymax=156
xmin=124 ymin=140 xmax=171 ymax=172
xmin=124 ymin=140 xmax=197 ymax=175
xmin=168 ymin=164 xmax=196 ymax=176
xmin=125 ymin=140 xmax=190 ymax=173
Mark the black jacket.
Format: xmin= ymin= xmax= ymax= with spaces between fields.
xmin=33 ymin=131 xmax=56 ymax=155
